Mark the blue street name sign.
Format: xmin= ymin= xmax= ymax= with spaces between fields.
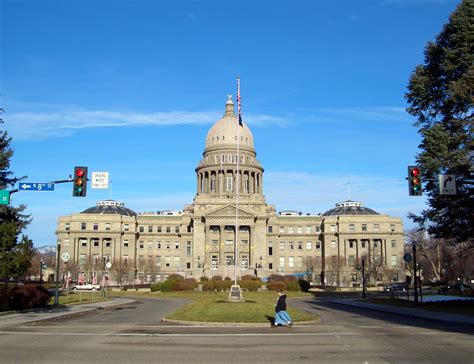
xmin=19 ymin=183 xmax=55 ymax=191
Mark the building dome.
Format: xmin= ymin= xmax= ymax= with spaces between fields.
xmin=205 ymin=96 xmax=254 ymax=150
xmin=81 ymin=200 xmax=137 ymax=217
xmin=322 ymin=200 xmax=379 ymax=216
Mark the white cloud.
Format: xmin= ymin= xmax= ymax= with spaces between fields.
xmin=4 ymin=104 xmax=289 ymax=140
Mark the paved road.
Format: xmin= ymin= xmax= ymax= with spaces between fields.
xmin=0 ymin=296 xmax=473 ymax=363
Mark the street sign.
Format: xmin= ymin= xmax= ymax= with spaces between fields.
xmin=439 ymin=174 xmax=457 ymax=195
xmin=403 ymin=253 xmax=412 ymax=263
xmin=19 ymin=183 xmax=55 ymax=191
xmin=91 ymin=172 xmax=109 ymax=189
xmin=0 ymin=190 xmax=10 ymax=205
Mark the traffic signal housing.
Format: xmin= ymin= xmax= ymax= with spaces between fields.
xmin=73 ymin=166 xmax=88 ymax=197
xmin=408 ymin=166 xmax=422 ymax=196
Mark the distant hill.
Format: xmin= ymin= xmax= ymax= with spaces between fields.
xmin=36 ymin=245 xmax=56 ymax=256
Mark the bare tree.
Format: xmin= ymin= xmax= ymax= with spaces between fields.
xmin=110 ymin=257 xmax=132 ymax=288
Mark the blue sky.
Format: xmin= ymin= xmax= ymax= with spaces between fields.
xmin=1 ymin=0 xmax=460 ymax=247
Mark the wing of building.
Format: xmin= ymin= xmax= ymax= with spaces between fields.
xmin=56 ymin=97 xmax=405 ymax=287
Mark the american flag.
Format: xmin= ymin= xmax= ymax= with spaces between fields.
xmin=237 ymin=77 xmax=243 ymax=126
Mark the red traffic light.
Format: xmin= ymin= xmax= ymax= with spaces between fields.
xmin=411 ymin=168 xmax=420 ymax=177
xmin=73 ymin=166 xmax=88 ymax=197
xmin=75 ymin=168 xmax=85 ymax=177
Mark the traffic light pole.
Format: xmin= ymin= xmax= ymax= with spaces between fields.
xmin=54 ymin=242 xmax=61 ymax=305
xmin=413 ymin=244 xmax=419 ymax=306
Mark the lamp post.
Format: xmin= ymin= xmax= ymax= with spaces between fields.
xmin=54 ymin=241 xmax=61 ymax=305
xmin=39 ymin=258 xmax=44 ymax=287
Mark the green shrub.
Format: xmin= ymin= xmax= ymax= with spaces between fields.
xmin=224 ymin=276 xmax=232 ymax=281
xmin=200 ymin=276 xmax=209 ymax=282
xmin=238 ymin=280 xmax=261 ymax=291
xmin=150 ymin=283 xmax=161 ymax=292
xmin=214 ymin=280 xmax=232 ymax=291
xmin=241 ymin=274 xmax=258 ymax=281
xmin=267 ymin=274 xmax=285 ymax=282
xmin=298 ymin=279 xmax=310 ymax=292
xmin=210 ymin=275 xmax=223 ymax=281
xmin=159 ymin=280 xmax=175 ymax=292
xmin=167 ymin=274 xmax=184 ymax=282
xmin=287 ymin=281 xmax=300 ymax=291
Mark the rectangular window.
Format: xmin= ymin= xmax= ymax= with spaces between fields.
xmin=211 ymin=255 xmax=218 ymax=270
xmin=156 ymin=256 xmax=161 ymax=267
xmin=175 ymin=226 xmax=180 ymax=233
xmin=93 ymin=223 xmax=99 ymax=231
xmin=362 ymin=224 xmax=367 ymax=232
xmin=268 ymin=226 xmax=273 ymax=233
xmin=226 ymin=239 xmax=234 ymax=246
xmin=81 ymin=223 xmax=86 ymax=230
xmin=279 ymin=257 xmax=285 ymax=268
xmin=123 ymin=240 xmax=129 ymax=248
xmin=348 ymin=255 xmax=356 ymax=266
xmin=148 ymin=226 xmax=153 ymax=233
xmin=174 ymin=256 xmax=180 ymax=268
xmin=124 ymin=224 xmax=129 ymax=232
xmin=241 ymin=255 xmax=248 ymax=270
xmin=349 ymin=241 xmax=355 ymax=248
xmin=279 ymin=226 xmax=285 ymax=233
xmin=221 ymin=154 xmax=225 ymax=163
xmin=228 ymin=154 xmax=232 ymax=163
xmin=139 ymin=241 xmax=144 ymax=249
xmin=306 ymin=242 xmax=312 ymax=250
xmin=93 ymin=239 xmax=99 ymax=247
xmin=241 ymin=239 xmax=248 ymax=245
xmin=349 ymin=224 xmax=355 ymax=232
xmin=175 ymin=241 xmax=180 ymax=250
xmin=297 ymin=257 xmax=303 ymax=268
xmin=297 ymin=242 xmax=303 ymax=250
xmin=391 ymin=255 xmax=398 ymax=266
xmin=391 ymin=240 xmax=396 ymax=248
xmin=65 ymin=223 xmax=70 ymax=231
xmin=268 ymin=242 xmax=273 ymax=256
xmin=315 ymin=226 xmax=320 ymax=232
xmin=226 ymin=176 xmax=233 ymax=191
xmin=186 ymin=241 xmax=191 ymax=256
xmin=225 ymin=255 xmax=234 ymax=266
xmin=288 ymin=227 xmax=294 ymax=234
xmin=279 ymin=242 xmax=285 ymax=251
xmin=297 ymin=226 xmax=303 ymax=234
xmin=105 ymin=223 xmax=111 ymax=231
xmin=244 ymin=177 xmax=249 ymax=192
xmin=186 ymin=262 xmax=191 ymax=269
xmin=157 ymin=241 xmax=162 ymax=249
xmin=105 ymin=240 xmax=111 ymax=248
xmin=210 ymin=177 xmax=215 ymax=192
xmin=269 ymin=262 xmax=273 ymax=270
xmin=166 ymin=226 xmax=171 ymax=233
xmin=316 ymin=241 xmax=321 ymax=250
xmin=331 ymin=240 xmax=336 ymax=248
xmin=289 ymin=242 xmax=294 ymax=250
xmin=64 ymin=239 xmax=69 ymax=245
xmin=81 ymin=239 xmax=87 ymax=247
xmin=390 ymin=224 xmax=396 ymax=232
xmin=165 ymin=256 xmax=171 ymax=267
xmin=288 ymin=257 xmax=294 ymax=268
xmin=330 ymin=224 xmax=336 ymax=232
xmin=157 ymin=226 xmax=162 ymax=233
xmin=374 ymin=224 xmax=380 ymax=232
xmin=211 ymin=239 xmax=219 ymax=245
xmin=166 ymin=241 xmax=171 ymax=249
xmin=306 ymin=226 xmax=312 ymax=233
xmin=148 ymin=241 xmax=153 ymax=249
xmin=139 ymin=225 xmax=144 ymax=233
xmin=361 ymin=240 xmax=367 ymax=248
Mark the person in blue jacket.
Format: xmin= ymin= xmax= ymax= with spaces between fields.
xmin=274 ymin=289 xmax=293 ymax=327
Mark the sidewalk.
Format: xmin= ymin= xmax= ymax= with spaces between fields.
xmin=0 ymin=298 xmax=135 ymax=327
xmin=331 ymin=298 xmax=474 ymax=325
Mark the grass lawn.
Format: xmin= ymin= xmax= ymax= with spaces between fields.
xmin=158 ymin=291 xmax=317 ymax=323
xmin=49 ymin=290 xmax=110 ymax=306
xmin=111 ymin=290 xmax=318 ymax=323
xmin=368 ymin=297 xmax=474 ymax=316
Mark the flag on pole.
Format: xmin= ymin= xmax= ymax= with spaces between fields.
xmin=237 ymin=77 xmax=243 ymax=126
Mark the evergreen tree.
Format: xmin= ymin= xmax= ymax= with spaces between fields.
xmin=0 ymin=109 xmax=31 ymax=290
xmin=405 ymin=0 xmax=474 ymax=249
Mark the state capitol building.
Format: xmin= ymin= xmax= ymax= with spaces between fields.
xmin=56 ymin=97 xmax=405 ymax=287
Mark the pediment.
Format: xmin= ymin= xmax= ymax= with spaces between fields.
xmin=204 ymin=204 xmax=256 ymax=219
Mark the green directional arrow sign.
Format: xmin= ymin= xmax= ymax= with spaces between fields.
xmin=0 ymin=190 xmax=10 ymax=205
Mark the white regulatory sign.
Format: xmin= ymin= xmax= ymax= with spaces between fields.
xmin=91 ymin=172 xmax=109 ymax=189
xmin=439 ymin=174 xmax=457 ymax=195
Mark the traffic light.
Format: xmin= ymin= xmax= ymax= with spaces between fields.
xmin=73 ymin=166 xmax=88 ymax=197
xmin=408 ymin=166 xmax=422 ymax=196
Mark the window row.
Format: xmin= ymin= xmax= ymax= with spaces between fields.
xmin=269 ymin=226 xmax=321 ymax=234
xmin=139 ymin=225 xmax=180 ymax=233
xmin=328 ymin=223 xmax=397 ymax=233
